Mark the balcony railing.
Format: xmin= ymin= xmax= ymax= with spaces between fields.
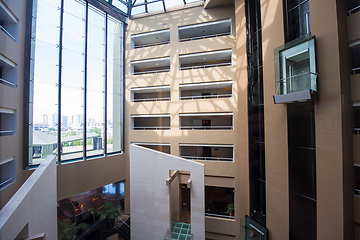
xmin=180 ymin=126 xmax=233 ymax=130
xmin=0 ymin=77 xmax=16 ymax=88
xmin=348 ymin=5 xmax=360 ymax=15
xmin=180 ymin=62 xmax=231 ymax=71
xmin=354 ymin=128 xmax=360 ymax=135
xmin=0 ymin=177 xmax=13 ymax=189
xmin=205 ymin=213 xmax=235 ymax=219
xmin=0 ymin=130 xmax=14 ymax=136
xmin=276 ymin=71 xmax=317 ymax=95
xmin=133 ymin=69 xmax=170 ymax=75
xmin=133 ymin=126 xmax=170 ymax=130
xmin=181 ymin=156 xmax=233 ymax=161
xmin=180 ymin=93 xmax=232 ymax=100
xmin=352 ymin=67 xmax=360 ymax=75
xmin=134 ymin=40 xmax=170 ymax=49
xmin=133 ymin=97 xmax=171 ymax=102
xmin=180 ymin=32 xmax=231 ymax=42
xmin=0 ymin=25 xmax=16 ymax=41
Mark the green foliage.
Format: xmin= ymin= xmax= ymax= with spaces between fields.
xmin=107 ymin=137 xmax=113 ymax=144
xmin=89 ymin=128 xmax=102 ymax=135
xmin=86 ymin=139 xmax=92 ymax=145
xmin=226 ymin=203 xmax=235 ymax=214
xmin=58 ymin=220 xmax=87 ymax=240
xmin=96 ymin=202 xmax=122 ymax=222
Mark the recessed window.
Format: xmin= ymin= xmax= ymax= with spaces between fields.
xmin=0 ymin=1 xmax=19 ymax=42
xmin=0 ymin=157 xmax=16 ymax=191
xmin=179 ymin=81 xmax=232 ymax=100
xmin=131 ymin=85 xmax=170 ymax=102
xmin=350 ymin=43 xmax=360 ymax=75
xmin=131 ymin=29 xmax=170 ymax=49
xmin=178 ymin=19 xmax=231 ymax=42
xmin=131 ymin=57 xmax=170 ymax=75
xmin=205 ymin=186 xmax=235 ymax=219
xmin=179 ymin=50 xmax=232 ymax=71
xmin=131 ymin=114 xmax=171 ymax=130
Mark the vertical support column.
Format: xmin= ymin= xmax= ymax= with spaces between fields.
xmin=58 ymin=0 xmax=64 ymax=163
xmin=310 ymin=0 xmax=354 ymax=239
xmin=83 ymin=2 xmax=88 ymax=160
xmin=260 ymin=0 xmax=289 ymax=239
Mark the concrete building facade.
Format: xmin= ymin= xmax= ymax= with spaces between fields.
xmin=1 ymin=0 xmax=360 ymax=239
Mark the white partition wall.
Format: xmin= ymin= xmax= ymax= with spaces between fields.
xmin=0 ymin=155 xmax=57 ymax=240
xmin=130 ymin=144 xmax=205 ymax=240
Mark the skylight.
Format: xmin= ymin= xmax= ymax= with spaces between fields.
xmin=130 ymin=0 xmax=204 ymax=16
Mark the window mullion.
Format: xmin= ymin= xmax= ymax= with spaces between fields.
xmin=83 ymin=2 xmax=88 ymax=160
xmin=104 ymin=13 xmax=108 ymax=156
xmin=58 ymin=0 xmax=65 ymax=164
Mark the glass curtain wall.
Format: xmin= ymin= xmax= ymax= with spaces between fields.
xmin=283 ymin=0 xmax=310 ymax=43
xmin=29 ymin=0 xmax=124 ymax=165
xmin=245 ymin=0 xmax=266 ymax=226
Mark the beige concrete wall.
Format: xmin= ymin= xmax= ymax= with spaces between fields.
xmin=0 ymin=155 xmax=57 ymax=240
xmin=130 ymin=144 xmax=205 ymax=239
xmin=234 ymin=1 xmax=249 ymax=232
xmin=259 ymin=1 xmax=289 ymax=239
xmin=57 ymin=153 xmax=128 ymax=201
xmin=311 ymin=0 xmax=354 ymax=239
xmin=0 ymin=0 xmax=28 ymax=210
xmin=126 ymin=4 xmax=241 ymax=238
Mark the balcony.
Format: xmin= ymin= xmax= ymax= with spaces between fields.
xmin=179 ymin=19 xmax=231 ymax=42
xmin=179 ymin=144 xmax=233 ymax=162
xmin=131 ymin=29 xmax=170 ymax=49
xmin=134 ymin=142 xmax=170 ymax=154
xmin=131 ymin=85 xmax=170 ymax=102
xmin=131 ymin=57 xmax=170 ymax=75
xmin=179 ymin=81 xmax=232 ymax=100
xmin=131 ymin=114 xmax=170 ymax=130
xmin=0 ymin=157 xmax=15 ymax=190
xmin=179 ymin=112 xmax=233 ymax=130
xmin=274 ymin=35 xmax=317 ymax=104
xmin=0 ymin=1 xmax=18 ymax=42
xmin=0 ymin=108 xmax=16 ymax=136
xmin=0 ymin=54 xmax=17 ymax=88
xmin=179 ymin=49 xmax=232 ymax=71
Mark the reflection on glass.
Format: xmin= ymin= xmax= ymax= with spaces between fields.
xmin=107 ymin=16 xmax=123 ymax=153
xmin=205 ymin=186 xmax=234 ymax=218
xmin=86 ymin=6 xmax=105 ymax=158
xmin=29 ymin=0 xmax=60 ymax=165
xmin=61 ymin=0 xmax=85 ymax=161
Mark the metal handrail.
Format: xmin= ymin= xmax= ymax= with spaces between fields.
xmin=134 ymin=40 xmax=170 ymax=49
xmin=118 ymin=217 xmax=130 ymax=229
xmin=133 ymin=68 xmax=170 ymax=75
xmin=275 ymin=71 xmax=317 ymax=95
xmin=180 ymin=126 xmax=233 ymax=130
xmin=348 ymin=5 xmax=360 ymax=15
xmin=0 ymin=177 xmax=14 ymax=188
xmin=354 ymin=128 xmax=360 ymax=135
xmin=205 ymin=213 xmax=235 ymax=219
xmin=133 ymin=97 xmax=170 ymax=102
xmin=180 ymin=93 xmax=232 ymax=100
xmin=0 ymin=25 xmax=16 ymax=41
xmin=181 ymin=156 xmax=233 ymax=161
xmin=0 ymin=130 xmax=14 ymax=136
xmin=0 ymin=77 xmax=16 ymax=88
xmin=352 ymin=67 xmax=360 ymax=75
xmin=180 ymin=32 xmax=231 ymax=42
xmin=133 ymin=126 xmax=170 ymax=130
xmin=180 ymin=62 xmax=231 ymax=71
xmin=355 ymin=189 xmax=360 ymax=196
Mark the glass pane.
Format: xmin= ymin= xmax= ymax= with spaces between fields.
xmin=205 ymin=186 xmax=235 ymax=218
xmin=61 ymin=0 xmax=86 ymax=161
xmin=107 ymin=16 xmax=123 ymax=153
xmin=30 ymin=0 xmax=60 ymax=165
xmin=86 ymin=5 xmax=105 ymax=158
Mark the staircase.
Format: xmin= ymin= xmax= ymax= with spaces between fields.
xmin=118 ymin=217 xmax=130 ymax=240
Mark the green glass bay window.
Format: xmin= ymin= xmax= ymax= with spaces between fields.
xmin=274 ymin=35 xmax=317 ymax=104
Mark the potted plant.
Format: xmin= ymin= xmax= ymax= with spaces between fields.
xmin=96 ymin=202 xmax=122 ymax=231
xmin=226 ymin=203 xmax=235 ymax=217
xmin=58 ymin=220 xmax=87 ymax=240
